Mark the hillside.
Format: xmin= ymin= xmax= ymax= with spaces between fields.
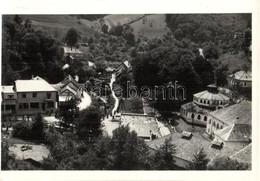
xmin=104 ymin=14 xmax=169 ymax=40
xmin=21 ymin=15 xmax=99 ymax=41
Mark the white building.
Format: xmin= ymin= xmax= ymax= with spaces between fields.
xmin=180 ymin=85 xmax=230 ymax=126
xmin=227 ymin=70 xmax=252 ymax=88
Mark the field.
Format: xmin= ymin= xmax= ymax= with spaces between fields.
xmin=22 ymin=15 xmax=99 ymax=41
xmin=104 ymin=14 xmax=169 ymax=40
xmin=130 ymin=14 xmax=169 ymax=40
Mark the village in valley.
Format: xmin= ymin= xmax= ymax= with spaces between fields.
xmin=1 ymin=14 xmax=252 ymax=170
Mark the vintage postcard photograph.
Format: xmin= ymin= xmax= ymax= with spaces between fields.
xmin=0 ymin=0 xmax=259 ymax=181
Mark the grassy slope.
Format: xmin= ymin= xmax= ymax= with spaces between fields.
xmin=130 ymin=14 xmax=169 ymax=40
xmin=22 ymin=15 xmax=98 ymax=41
xmin=104 ymin=14 xmax=169 ymax=40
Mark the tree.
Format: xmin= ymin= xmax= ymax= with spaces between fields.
xmin=187 ymin=148 xmax=210 ymax=170
xmin=12 ymin=121 xmax=32 ymax=140
xmin=14 ymin=15 xmax=23 ymax=25
xmin=76 ymin=106 xmax=103 ymax=141
xmin=31 ymin=113 xmax=47 ymax=142
xmin=110 ymin=125 xmax=152 ymax=170
xmin=56 ymin=98 xmax=78 ymax=130
xmin=64 ymin=28 xmax=81 ymax=47
xmin=152 ymin=136 xmax=177 ymax=170
xmin=208 ymin=156 xmax=249 ymax=170
xmin=101 ymin=24 xmax=109 ymax=34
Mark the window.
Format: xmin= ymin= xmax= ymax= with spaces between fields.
xmin=204 ymin=100 xmax=206 ymax=104
xmin=33 ymin=92 xmax=37 ymax=98
xmin=47 ymin=93 xmax=51 ymax=99
xmin=191 ymin=113 xmax=195 ymax=119
xmin=200 ymin=99 xmax=202 ymax=103
xmin=22 ymin=93 xmax=26 ymax=98
xmin=8 ymin=95 xmax=14 ymax=99
xmin=19 ymin=103 xmax=29 ymax=109
xmin=209 ymin=119 xmax=211 ymax=124
xmin=197 ymin=115 xmax=201 ymax=120
xmin=213 ymin=121 xmax=215 ymax=127
xmin=216 ymin=123 xmax=219 ymax=129
xmin=30 ymin=102 xmax=39 ymax=109
xmin=204 ymin=116 xmax=207 ymax=121
xmin=47 ymin=102 xmax=54 ymax=108
xmin=220 ymin=125 xmax=223 ymax=129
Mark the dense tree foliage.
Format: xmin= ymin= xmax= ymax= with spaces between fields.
xmin=12 ymin=113 xmax=47 ymax=142
xmin=187 ymin=148 xmax=210 ymax=170
xmin=2 ymin=15 xmax=65 ymax=84
xmin=55 ymin=99 xmax=78 ymax=130
xmin=76 ymin=106 xmax=103 ymax=141
xmin=64 ymin=28 xmax=81 ymax=47
xmin=151 ymin=136 xmax=177 ymax=170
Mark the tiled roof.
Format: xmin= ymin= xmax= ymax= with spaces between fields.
xmin=214 ymin=123 xmax=251 ymax=142
xmin=194 ymin=90 xmax=230 ymax=101
xmin=229 ymin=70 xmax=252 ymax=81
xmin=181 ymin=102 xmax=211 ymax=114
xmin=204 ymin=142 xmax=237 ymax=163
xmin=230 ymin=143 xmax=252 ymax=166
xmin=15 ymin=79 xmax=57 ymax=92
xmin=209 ymin=101 xmax=251 ymax=125
xmin=147 ymin=132 xmax=210 ymax=162
xmin=2 ymin=86 xmax=15 ymax=93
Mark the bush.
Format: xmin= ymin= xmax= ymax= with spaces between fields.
xmin=12 ymin=121 xmax=32 ymax=140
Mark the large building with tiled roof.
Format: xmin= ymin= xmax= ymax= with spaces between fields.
xmin=180 ymin=85 xmax=230 ymax=126
xmin=147 ymin=132 xmax=245 ymax=168
xmin=206 ymin=100 xmax=251 ymax=135
xmin=206 ymin=100 xmax=251 ymax=152
xmin=227 ymin=70 xmax=252 ymax=88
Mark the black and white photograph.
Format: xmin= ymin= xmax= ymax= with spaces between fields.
xmin=0 ymin=0 xmax=259 ymax=180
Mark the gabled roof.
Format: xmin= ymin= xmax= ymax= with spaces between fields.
xmin=60 ymin=85 xmax=77 ymax=96
xmin=209 ymin=101 xmax=251 ymax=125
xmin=214 ymin=123 xmax=251 ymax=142
xmin=229 ymin=70 xmax=252 ymax=81
xmin=123 ymin=61 xmax=131 ymax=68
xmin=61 ymin=75 xmax=79 ymax=87
xmin=15 ymin=79 xmax=57 ymax=92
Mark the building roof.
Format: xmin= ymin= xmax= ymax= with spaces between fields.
xmin=181 ymin=102 xmax=211 ymax=114
xmin=2 ymin=86 xmax=15 ymax=93
xmin=209 ymin=101 xmax=251 ymax=125
xmin=63 ymin=47 xmax=83 ymax=54
xmin=121 ymin=114 xmax=160 ymax=138
xmin=230 ymin=143 xmax=252 ymax=166
xmin=147 ymin=132 xmax=210 ymax=162
xmin=147 ymin=132 xmax=244 ymax=164
xmin=203 ymin=142 xmax=238 ymax=163
xmin=123 ymin=61 xmax=131 ymax=68
xmin=15 ymin=79 xmax=57 ymax=92
xmin=194 ymin=90 xmax=230 ymax=101
xmin=229 ymin=70 xmax=252 ymax=81
xmin=214 ymin=123 xmax=251 ymax=142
